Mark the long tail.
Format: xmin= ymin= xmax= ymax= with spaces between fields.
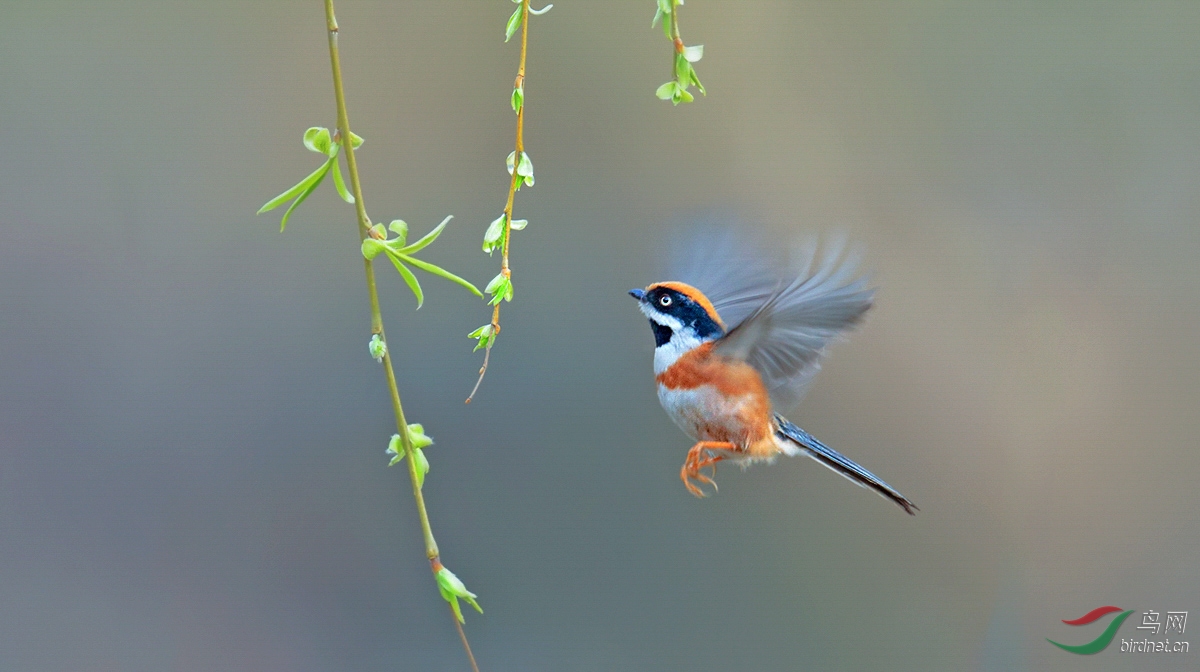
xmin=774 ymin=414 xmax=918 ymax=515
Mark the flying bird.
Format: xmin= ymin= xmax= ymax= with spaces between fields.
xmin=629 ymin=232 xmax=917 ymax=514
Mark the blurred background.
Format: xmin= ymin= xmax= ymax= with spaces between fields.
xmin=2 ymin=2 xmax=1199 ymax=670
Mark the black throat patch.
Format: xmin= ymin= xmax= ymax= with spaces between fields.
xmin=650 ymin=320 xmax=674 ymax=347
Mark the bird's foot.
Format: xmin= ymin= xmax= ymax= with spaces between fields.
xmin=680 ymin=441 xmax=734 ymax=498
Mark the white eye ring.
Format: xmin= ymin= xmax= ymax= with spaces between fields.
xmin=659 ymin=295 xmax=672 ymax=307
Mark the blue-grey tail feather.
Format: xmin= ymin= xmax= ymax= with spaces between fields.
xmin=773 ymin=414 xmax=918 ymax=515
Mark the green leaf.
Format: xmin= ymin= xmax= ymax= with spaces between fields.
xmin=348 ymin=131 xmax=364 ymax=149
xmin=331 ymin=156 xmax=354 ymax=203
xmin=505 ymin=5 xmax=523 ymax=42
xmin=652 ymin=6 xmax=664 ymax=28
xmin=400 ymin=255 xmax=484 ymax=297
xmin=386 ymin=425 xmax=432 ymax=471
xmin=675 ymin=87 xmax=694 ymax=104
xmin=511 ymin=85 xmax=523 ymax=114
xmin=387 ymin=433 xmax=404 ymax=466
xmin=485 ymin=274 xmax=514 ymax=305
xmin=506 ymin=151 xmax=517 ymax=175
xmin=683 ymin=44 xmax=703 ymax=62
xmin=529 ymin=3 xmax=552 ymax=15
xmin=468 ymin=324 xmax=496 ymax=351
xmin=435 ymin=567 xmax=482 ymax=624
xmin=388 ymin=254 xmax=425 ymax=308
xmin=675 ymin=53 xmax=690 ymax=81
xmin=656 ymin=81 xmax=677 ymax=100
xmin=445 ymin=587 xmax=464 ymax=623
xmin=387 ymin=220 xmax=408 ymax=245
xmin=465 ymin=595 xmax=482 ymax=615
xmin=412 ymin=447 xmax=429 ymax=488
xmin=303 ymin=126 xmax=331 ymax=155
xmin=406 ymin=423 xmax=434 ymax=449
xmin=509 ymin=218 xmax=528 ymax=231
xmin=660 ymin=0 xmax=673 ymax=38
xmin=397 ymin=215 xmax=452 ymax=255
xmin=258 ymin=157 xmax=334 ymax=214
xmin=690 ymin=68 xmax=706 ymax=95
xmin=277 ymin=158 xmax=333 ymax=231
xmin=516 ymin=152 xmax=533 ymax=178
xmin=361 ymin=237 xmax=387 ymax=260
xmin=516 ymin=152 xmax=534 ymax=187
xmin=483 ymin=214 xmax=506 ymax=254
xmin=487 ymin=284 xmax=508 ymax=305
xmin=369 ymin=222 xmax=386 ymax=239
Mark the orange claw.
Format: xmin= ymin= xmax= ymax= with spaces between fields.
xmin=680 ymin=441 xmax=735 ymax=497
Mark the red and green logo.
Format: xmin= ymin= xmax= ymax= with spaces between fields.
xmin=1048 ymin=606 xmax=1135 ymax=654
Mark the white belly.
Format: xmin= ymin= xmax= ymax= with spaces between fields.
xmin=657 ymin=383 xmax=752 ymax=443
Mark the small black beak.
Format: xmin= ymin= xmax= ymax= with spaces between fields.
xmin=628 ymin=288 xmax=645 ymax=301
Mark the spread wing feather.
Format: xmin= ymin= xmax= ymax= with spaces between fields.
xmin=666 ymin=224 xmax=875 ymax=410
xmin=676 ymin=228 xmax=873 ymax=412
xmin=711 ymin=236 xmax=874 ymax=410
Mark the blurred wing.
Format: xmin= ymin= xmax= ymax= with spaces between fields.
xmin=667 ymin=223 xmax=779 ymax=328
xmin=714 ymin=240 xmax=874 ymax=410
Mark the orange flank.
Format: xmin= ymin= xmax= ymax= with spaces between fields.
xmin=656 ymin=341 xmax=780 ymax=495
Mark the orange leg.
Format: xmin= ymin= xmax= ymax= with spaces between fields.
xmin=681 ymin=441 xmax=737 ymax=497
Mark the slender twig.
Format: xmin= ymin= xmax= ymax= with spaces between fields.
xmin=452 ymin=605 xmax=480 ymax=672
xmin=670 ymin=0 xmax=681 ymax=44
xmin=466 ymin=0 xmax=531 ymax=404
xmin=323 ymin=2 xmax=478 ymax=669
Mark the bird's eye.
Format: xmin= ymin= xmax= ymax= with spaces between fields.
xmin=659 ymin=295 xmax=672 ymax=307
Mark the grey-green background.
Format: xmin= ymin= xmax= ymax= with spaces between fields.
xmin=2 ymin=2 xmax=1198 ymax=670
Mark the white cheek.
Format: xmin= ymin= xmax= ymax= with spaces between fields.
xmin=639 ymin=303 xmax=682 ymax=329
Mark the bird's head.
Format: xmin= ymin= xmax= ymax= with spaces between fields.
xmin=629 ymin=282 xmax=726 ymax=372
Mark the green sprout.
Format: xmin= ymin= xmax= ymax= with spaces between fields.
xmin=505 ymin=150 xmax=535 ymax=189
xmin=387 ymin=425 xmax=432 ymax=488
xmin=467 ymin=324 xmax=496 ymax=352
xmin=511 ymin=83 xmax=524 ymax=114
xmin=482 ymin=214 xmax=506 ymax=255
xmin=482 ymin=213 xmax=528 ymax=256
xmin=485 ymin=272 xmax=514 ymax=306
xmin=435 ymin=564 xmax=483 ymax=624
xmin=360 ymin=217 xmax=483 ymax=309
xmin=506 ymin=0 xmax=553 ymax=42
xmin=258 ymin=126 xmax=363 ymax=231
xmin=652 ymin=0 xmax=706 ymax=105
xmin=368 ymin=334 xmax=387 ymax=363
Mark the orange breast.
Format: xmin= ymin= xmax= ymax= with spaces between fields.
xmin=656 ymin=342 xmax=775 ymax=451
xmin=655 ymin=343 xmax=762 ymax=395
